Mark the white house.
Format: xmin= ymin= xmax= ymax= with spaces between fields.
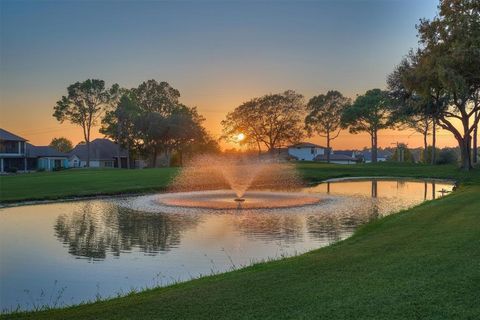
xmin=287 ymin=142 xmax=327 ymax=161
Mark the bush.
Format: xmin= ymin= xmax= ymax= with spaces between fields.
xmin=37 ymin=168 xmax=46 ymax=172
xmin=6 ymin=167 xmax=18 ymax=173
xmin=437 ymin=148 xmax=458 ymax=165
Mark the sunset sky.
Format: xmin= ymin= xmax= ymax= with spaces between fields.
xmin=0 ymin=0 xmax=458 ymax=150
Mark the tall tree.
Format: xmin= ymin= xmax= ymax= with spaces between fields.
xmin=305 ymin=91 xmax=350 ymax=162
xmin=101 ymin=93 xmax=140 ymax=168
xmin=53 ymin=79 xmax=115 ymax=167
xmin=406 ymin=0 xmax=480 ymax=170
xmin=341 ymin=89 xmax=392 ymax=163
xmin=49 ymin=137 xmax=73 ymax=153
xmin=387 ymin=55 xmax=437 ymax=164
xmin=222 ymin=90 xmax=305 ymax=153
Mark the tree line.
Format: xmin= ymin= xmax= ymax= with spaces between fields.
xmin=53 ymin=79 xmax=219 ymax=168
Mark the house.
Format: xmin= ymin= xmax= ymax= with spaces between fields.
xmin=1 ymin=128 xmax=69 ymax=172
xmin=287 ymin=142 xmax=327 ymax=161
xmin=362 ymin=150 xmax=392 ymax=163
xmin=69 ymin=138 xmax=128 ymax=168
xmin=314 ymin=153 xmax=360 ymax=165
xmin=26 ymin=144 xmax=69 ymax=170
xmin=0 ymin=128 xmax=28 ymax=172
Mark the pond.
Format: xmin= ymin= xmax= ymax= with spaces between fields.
xmin=0 ymin=178 xmax=454 ymax=312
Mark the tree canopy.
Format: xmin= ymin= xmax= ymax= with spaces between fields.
xmin=49 ymin=137 xmax=73 ymax=153
xmin=341 ymin=89 xmax=392 ymax=162
xmin=53 ymin=79 xmax=117 ymax=167
xmin=305 ymin=91 xmax=350 ymax=162
xmin=391 ymin=0 xmax=480 ymax=169
xmin=101 ymin=80 xmax=218 ymax=167
xmin=221 ymin=90 xmax=305 ymax=153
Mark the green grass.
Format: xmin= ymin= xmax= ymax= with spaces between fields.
xmin=0 ymin=168 xmax=178 ymax=203
xmin=2 ymin=163 xmax=480 ymax=319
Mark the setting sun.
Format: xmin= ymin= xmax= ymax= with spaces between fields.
xmin=235 ymin=133 xmax=245 ymax=142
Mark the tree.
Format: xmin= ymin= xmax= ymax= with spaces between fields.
xmin=305 ymin=91 xmax=350 ymax=162
xmin=49 ymin=137 xmax=73 ymax=153
xmin=111 ymin=80 xmax=215 ymax=167
xmin=222 ymin=90 xmax=305 ymax=153
xmin=53 ymin=79 xmax=116 ymax=167
xmin=401 ymin=0 xmax=480 ymax=170
xmin=341 ymin=89 xmax=392 ymax=163
xmin=101 ymin=93 xmax=140 ymax=168
xmin=387 ymin=52 xmax=439 ymax=164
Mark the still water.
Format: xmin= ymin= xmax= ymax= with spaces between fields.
xmin=0 ymin=179 xmax=454 ymax=311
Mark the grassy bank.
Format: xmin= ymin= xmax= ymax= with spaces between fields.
xmin=0 ymin=168 xmax=178 ymax=203
xmin=2 ymin=163 xmax=479 ymax=319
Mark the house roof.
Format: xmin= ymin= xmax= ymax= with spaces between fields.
xmin=314 ymin=154 xmax=359 ymax=162
xmin=0 ymin=128 xmax=27 ymax=141
xmin=288 ymin=142 xmax=326 ymax=149
xmin=69 ymin=138 xmax=128 ymax=161
xmin=26 ymin=144 xmax=68 ymax=158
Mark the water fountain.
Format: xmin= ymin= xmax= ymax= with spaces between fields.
xmin=158 ymin=154 xmax=323 ymax=210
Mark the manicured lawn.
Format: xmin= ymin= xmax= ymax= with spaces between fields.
xmin=1 ymin=163 xmax=479 ymax=319
xmin=0 ymin=168 xmax=178 ymax=203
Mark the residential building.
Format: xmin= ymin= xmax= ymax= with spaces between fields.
xmin=287 ymin=142 xmax=327 ymax=161
xmin=69 ymin=138 xmax=128 ymax=168
xmin=0 ymin=128 xmax=28 ymax=172
xmin=1 ymin=128 xmax=69 ymax=172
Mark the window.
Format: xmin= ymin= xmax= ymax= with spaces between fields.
xmin=104 ymin=161 xmax=114 ymax=167
xmin=311 ymin=148 xmax=315 ymax=155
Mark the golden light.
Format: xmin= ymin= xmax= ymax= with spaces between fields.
xmin=236 ymin=133 xmax=246 ymax=142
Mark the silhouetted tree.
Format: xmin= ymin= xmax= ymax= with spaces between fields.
xmin=49 ymin=137 xmax=73 ymax=153
xmin=341 ymin=89 xmax=392 ymax=163
xmin=305 ymin=91 xmax=350 ymax=162
xmin=222 ymin=90 xmax=305 ymax=153
xmin=393 ymin=0 xmax=480 ymax=170
xmin=53 ymin=79 xmax=118 ymax=167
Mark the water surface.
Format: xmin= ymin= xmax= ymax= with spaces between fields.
xmin=0 ymin=179 xmax=454 ymax=311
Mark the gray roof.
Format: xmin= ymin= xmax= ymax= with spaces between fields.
xmin=26 ymin=144 xmax=68 ymax=158
xmin=0 ymin=128 xmax=27 ymax=141
xmin=69 ymin=138 xmax=128 ymax=161
xmin=314 ymin=154 xmax=359 ymax=162
xmin=288 ymin=142 xmax=326 ymax=149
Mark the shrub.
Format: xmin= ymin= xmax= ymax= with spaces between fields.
xmin=437 ymin=148 xmax=458 ymax=165
xmin=6 ymin=167 xmax=18 ymax=173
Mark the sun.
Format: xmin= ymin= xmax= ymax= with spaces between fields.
xmin=235 ymin=133 xmax=246 ymax=142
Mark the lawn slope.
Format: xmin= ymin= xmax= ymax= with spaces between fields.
xmin=2 ymin=164 xmax=479 ymax=319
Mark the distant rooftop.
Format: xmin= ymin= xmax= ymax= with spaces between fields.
xmin=69 ymin=138 xmax=127 ymax=161
xmin=288 ymin=142 xmax=326 ymax=149
xmin=26 ymin=144 xmax=68 ymax=158
xmin=0 ymin=128 xmax=27 ymax=142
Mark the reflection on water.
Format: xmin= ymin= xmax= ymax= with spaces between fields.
xmin=54 ymin=204 xmax=200 ymax=260
xmin=0 ymin=179 xmax=454 ymax=311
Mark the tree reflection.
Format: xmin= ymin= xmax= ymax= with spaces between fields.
xmin=54 ymin=203 xmax=199 ymax=260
